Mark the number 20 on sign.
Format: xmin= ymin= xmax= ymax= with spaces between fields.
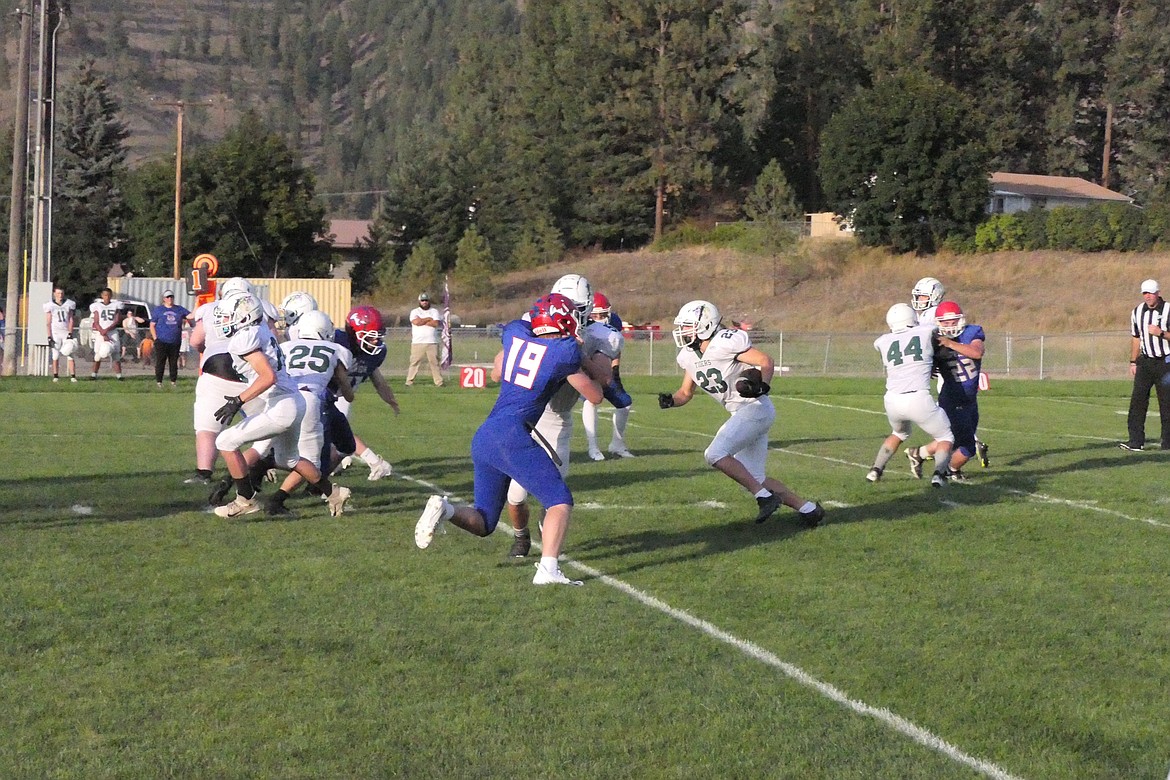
xmin=460 ymin=366 xmax=487 ymax=389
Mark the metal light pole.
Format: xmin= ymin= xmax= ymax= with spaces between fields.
xmin=2 ymin=5 xmax=33 ymax=377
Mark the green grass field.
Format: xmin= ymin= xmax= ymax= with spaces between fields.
xmin=2 ymin=376 xmax=1168 ymax=779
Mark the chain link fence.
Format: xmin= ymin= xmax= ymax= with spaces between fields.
xmin=1 ymin=326 xmax=1132 ymax=380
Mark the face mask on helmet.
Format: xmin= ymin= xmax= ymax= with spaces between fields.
xmin=529 ymin=293 xmax=580 ymax=339
xmin=886 ymin=303 xmax=918 ymax=333
xmin=346 ymin=306 xmax=385 ymax=356
xmin=934 ymin=301 xmax=966 ymax=337
xmin=297 ymin=310 xmax=334 ymax=341
xmin=214 ymin=294 xmax=262 ymax=338
xmin=672 ymin=300 xmax=720 ymax=349
xmin=281 ymin=291 xmax=318 ymax=326
xmin=911 ymin=277 xmax=944 ymax=312
xmin=551 ymin=274 xmax=593 ymax=327
xmin=590 ymin=292 xmax=611 ymax=322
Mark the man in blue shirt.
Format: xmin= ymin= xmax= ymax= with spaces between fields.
xmin=150 ymin=290 xmax=191 ymax=388
xmin=414 ymin=293 xmax=605 ymax=586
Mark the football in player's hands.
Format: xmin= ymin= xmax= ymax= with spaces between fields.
xmin=735 ymin=368 xmax=770 ymax=398
xmin=657 ymin=392 xmax=675 ymax=409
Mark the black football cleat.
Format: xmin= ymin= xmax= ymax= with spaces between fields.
xmin=754 ymin=493 xmax=784 ymax=524
xmin=799 ymin=502 xmax=825 ymax=528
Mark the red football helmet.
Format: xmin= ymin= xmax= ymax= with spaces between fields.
xmin=345 ymin=305 xmax=386 ymax=356
xmin=590 ymin=292 xmax=611 ymax=321
xmin=934 ymin=301 xmax=966 ymax=338
xmin=529 ymin=293 xmax=579 ymax=339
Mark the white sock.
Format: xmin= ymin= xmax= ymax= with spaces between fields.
xmin=360 ymin=449 xmax=381 ymax=467
xmin=539 ymin=555 xmax=559 ymax=572
xmin=612 ymin=407 xmax=630 ymax=444
xmin=798 ymin=501 xmax=816 ymax=513
xmin=754 ymin=488 xmax=771 ymax=499
xmin=582 ymin=400 xmax=599 ymax=444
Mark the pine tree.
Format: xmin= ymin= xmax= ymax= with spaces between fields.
xmin=52 ymin=61 xmax=130 ymax=296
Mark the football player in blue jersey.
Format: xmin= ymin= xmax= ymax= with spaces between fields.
xmin=329 ymin=305 xmax=399 ymax=480
xmin=582 ymin=291 xmax=635 ymax=460
xmin=907 ymin=301 xmax=985 ymax=481
xmin=415 ymin=293 xmax=605 ymax=586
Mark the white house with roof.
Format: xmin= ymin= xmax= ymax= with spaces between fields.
xmin=987 ymin=172 xmax=1133 ymax=214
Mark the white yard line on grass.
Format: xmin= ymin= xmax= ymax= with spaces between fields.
xmin=627 ymin=414 xmax=1168 ymax=529
xmin=783 ymin=397 xmax=1117 ymax=442
xmin=556 ymin=554 xmax=1025 ymax=780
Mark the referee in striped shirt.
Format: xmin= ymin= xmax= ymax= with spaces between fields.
xmin=1122 ymin=278 xmax=1170 ymax=451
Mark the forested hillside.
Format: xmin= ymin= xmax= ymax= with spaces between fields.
xmin=0 ymin=0 xmax=518 ymax=218
xmin=2 ymin=0 xmax=1170 ymax=296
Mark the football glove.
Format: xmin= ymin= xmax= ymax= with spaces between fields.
xmin=603 ymin=377 xmax=632 ymax=409
xmin=214 ymin=395 xmax=244 ymax=425
xmin=47 ymin=336 xmax=54 ymax=348
xmin=735 ymin=368 xmax=771 ymax=399
xmin=657 ymin=392 xmax=675 ymax=409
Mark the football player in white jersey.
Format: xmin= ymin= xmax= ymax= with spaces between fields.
xmin=44 ymin=286 xmax=78 ymax=382
xmin=582 ymin=291 xmax=635 ymax=460
xmin=88 ymin=287 xmax=124 ymax=380
xmin=659 ymin=300 xmax=824 ymax=527
xmin=208 ymin=294 xmax=352 ymax=519
xmin=185 ymin=280 xmax=252 ymax=486
xmin=866 ymin=303 xmax=954 ymax=487
xmin=502 ymin=274 xmax=624 ymax=558
xmin=255 ymin=310 xmax=356 ymax=516
xmin=910 ymin=276 xmax=990 ymax=468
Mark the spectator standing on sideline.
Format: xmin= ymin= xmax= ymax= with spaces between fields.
xmin=150 ymin=290 xmax=191 ymax=388
xmin=1121 ymin=279 xmax=1170 ymax=451
xmin=44 ymin=286 xmax=77 ymax=382
xmin=89 ymin=287 xmax=124 ymax=380
xmin=405 ymin=292 xmax=444 ymax=386
xmin=122 ymin=308 xmax=145 ymax=362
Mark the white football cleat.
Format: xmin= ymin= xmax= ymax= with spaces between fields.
xmin=608 ymin=445 xmax=635 ymax=459
xmin=338 ymin=455 xmax=354 ymax=471
xmin=214 ymin=495 xmax=261 ymax=518
xmin=327 ymin=485 xmax=352 ymax=516
xmin=532 ymin=562 xmax=583 ymax=586
xmin=415 ymin=495 xmax=450 ymax=549
xmin=587 ymin=446 xmax=605 ymax=462
xmin=367 ymin=458 xmax=393 ymax=481
xmin=865 ymin=467 xmax=881 ymax=483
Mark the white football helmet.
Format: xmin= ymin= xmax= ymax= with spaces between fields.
xmin=550 ymin=273 xmax=593 ymax=326
xmin=911 ymin=277 xmax=945 ymax=312
xmin=673 ymin=300 xmax=721 ymax=349
xmin=93 ymin=337 xmax=112 ymax=361
xmin=58 ymin=337 xmax=77 ymax=357
xmin=934 ymin=301 xmax=966 ymax=337
xmin=219 ymin=277 xmax=255 ymax=300
xmin=213 ymin=293 xmax=263 ymax=338
xmin=281 ymin=291 xmax=318 ymax=327
xmin=886 ymin=303 xmax=918 ymax=333
xmin=297 ymin=310 xmax=335 ymax=341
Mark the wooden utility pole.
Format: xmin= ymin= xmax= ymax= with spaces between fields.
xmin=157 ymin=100 xmax=212 ymax=280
